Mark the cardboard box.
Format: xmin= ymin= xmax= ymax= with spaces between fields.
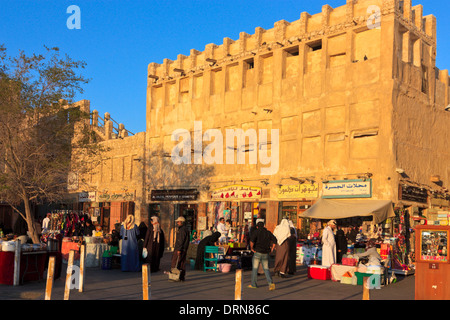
xmin=340 ymin=275 xmax=354 ymax=285
xmin=308 ymin=265 xmax=331 ymax=280
xmin=355 ymin=272 xmax=385 ymax=286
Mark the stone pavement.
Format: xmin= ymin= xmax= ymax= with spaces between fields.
xmin=0 ymin=251 xmax=415 ymax=301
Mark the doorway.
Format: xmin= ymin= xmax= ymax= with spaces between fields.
xmin=179 ymin=204 xmax=197 ymax=235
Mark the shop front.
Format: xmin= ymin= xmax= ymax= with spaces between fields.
xmin=207 ymin=184 xmax=264 ymax=240
xmin=95 ymin=190 xmax=136 ymax=233
xmin=276 ymin=182 xmax=318 ymax=239
xmin=149 ymin=188 xmax=200 ymax=248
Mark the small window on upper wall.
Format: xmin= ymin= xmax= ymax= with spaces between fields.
xmin=245 ymin=58 xmax=255 ymax=70
xmin=285 ymin=46 xmax=299 ymax=57
xmin=307 ymin=40 xmax=322 ymax=52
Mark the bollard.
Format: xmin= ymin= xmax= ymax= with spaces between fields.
xmin=13 ymin=239 xmax=21 ymax=286
xmin=45 ymin=256 xmax=56 ymax=300
xmin=64 ymin=250 xmax=75 ymax=300
xmin=235 ymin=269 xmax=242 ymax=300
xmin=79 ymin=245 xmax=85 ymax=293
xmin=363 ymin=277 xmax=370 ymax=300
xmin=142 ymin=264 xmax=150 ymax=300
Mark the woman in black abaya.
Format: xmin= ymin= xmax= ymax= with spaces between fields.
xmin=195 ymin=232 xmax=221 ymax=270
xmin=143 ymin=216 xmax=165 ymax=272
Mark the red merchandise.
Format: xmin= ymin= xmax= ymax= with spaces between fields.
xmin=61 ymin=241 xmax=80 ymax=261
xmin=342 ymin=257 xmax=358 ymax=266
xmin=307 ymin=265 xmax=331 ymax=280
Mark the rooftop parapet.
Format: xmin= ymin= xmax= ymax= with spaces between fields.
xmin=147 ymin=0 xmax=438 ymax=83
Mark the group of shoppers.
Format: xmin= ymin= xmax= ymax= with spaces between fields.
xmin=119 ymin=213 xmax=297 ymax=291
xmin=119 ymin=214 xmax=165 ymax=273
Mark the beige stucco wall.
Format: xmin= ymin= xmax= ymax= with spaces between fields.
xmin=70 ymin=100 xmax=147 ymax=225
xmin=146 ymin=0 xmax=436 ymax=204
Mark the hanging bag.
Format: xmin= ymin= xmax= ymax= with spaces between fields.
xmin=168 ymin=254 xmax=181 ymax=282
xmin=142 ymin=248 xmax=148 ymax=259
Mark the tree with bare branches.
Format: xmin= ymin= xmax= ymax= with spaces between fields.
xmin=0 ymin=44 xmax=102 ymax=243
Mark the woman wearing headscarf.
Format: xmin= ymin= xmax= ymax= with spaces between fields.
xmin=273 ymin=218 xmax=292 ymax=277
xmin=120 ymin=215 xmax=140 ymax=272
xmin=194 ymin=231 xmax=221 ymax=270
xmin=143 ymin=216 xmax=165 ymax=272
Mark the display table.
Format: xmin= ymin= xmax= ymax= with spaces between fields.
xmin=0 ymin=251 xmax=47 ymax=285
xmin=330 ymin=264 xmax=357 ymax=282
xmin=85 ymin=243 xmax=111 ymax=268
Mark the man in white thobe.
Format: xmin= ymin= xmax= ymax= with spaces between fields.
xmin=321 ymin=220 xmax=337 ymax=267
xmin=217 ymin=217 xmax=228 ymax=244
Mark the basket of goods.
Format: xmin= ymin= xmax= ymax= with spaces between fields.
xmin=218 ymin=263 xmax=232 ymax=273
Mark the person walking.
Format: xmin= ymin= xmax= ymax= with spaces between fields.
xmin=120 ymin=215 xmax=141 ymax=272
xmin=170 ymin=216 xmax=190 ymax=281
xmin=273 ymin=218 xmax=291 ymax=278
xmin=321 ymin=220 xmax=337 ymax=267
xmin=143 ymin=216 xmax=165 ymax=272
xmin=248 ymin=220 xmax=277 ymax=291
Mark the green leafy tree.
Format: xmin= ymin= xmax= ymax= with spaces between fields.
xmin=0 ymin=44 xmax=101 ymax=243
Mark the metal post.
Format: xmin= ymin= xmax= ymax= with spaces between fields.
xmin=79 ymin=245 xmax=85 ymax=292
xmin=64 ymin=250 xmax=75 ymax=300
xmin=45 ymin=256 xmax=55 ymax=300
xmin=13 ymin=239 xmax=21 ymax=286
xmin=142 ymin=264 xmax=150 ymax=300
xmin=363 ymin=277 xmax=370 ymax=300
xmin=235 ymin=269 xmax=242 ymax=300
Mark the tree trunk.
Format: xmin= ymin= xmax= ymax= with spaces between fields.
xmin=23 ymin=196 xmax=40 ymax=244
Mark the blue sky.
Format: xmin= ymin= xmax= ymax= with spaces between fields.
xmin=1 ymin=0 xmax=449 ymax=134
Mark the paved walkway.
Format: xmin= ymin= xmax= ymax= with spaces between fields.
xmin=0 ymin=252 xmax=415 ymax=301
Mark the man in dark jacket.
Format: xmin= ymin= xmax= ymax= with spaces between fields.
xmin=248 ymin=220 xmax=277 ymax=290
xmin=170 ymin=216 xmax=190 ymax=281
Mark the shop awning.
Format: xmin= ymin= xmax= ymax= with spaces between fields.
xmin=300 ymin=198 xmax=395 ymax=224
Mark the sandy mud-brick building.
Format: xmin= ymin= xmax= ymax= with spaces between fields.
xmin=66 ymin=100 xmax=147 ymax=234
xmin=144 ymin=0 xmax=450 ymax=241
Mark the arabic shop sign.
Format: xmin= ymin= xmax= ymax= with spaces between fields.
xmin=98 ymin=190 xmax=136 ymax=202
xmin=150 ymin=189 xmax=199 ymax=201
xmin=399 ymin=184 xmax=428 ymax=204
xmin=322 ymin=179 xmax=372 ymax=198
xmin=78 ymin=191 xmax=96 ymax=203
xmin=277 ymin=183 xmax=319 ymax=199
xmin=211 ymin=185 xmax=262 ymax=200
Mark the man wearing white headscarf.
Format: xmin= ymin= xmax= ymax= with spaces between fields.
xmin=321 ymin=220 xmax=337 ymax=267
xmin=273 ymin=218 xmax=292 ymax=277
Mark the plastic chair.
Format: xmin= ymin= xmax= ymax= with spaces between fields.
xmin=204 ymin=246 xmax=220 ymax=271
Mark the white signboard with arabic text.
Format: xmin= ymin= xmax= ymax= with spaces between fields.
xmin=322 ymin=179 xmax=372 ymax=198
